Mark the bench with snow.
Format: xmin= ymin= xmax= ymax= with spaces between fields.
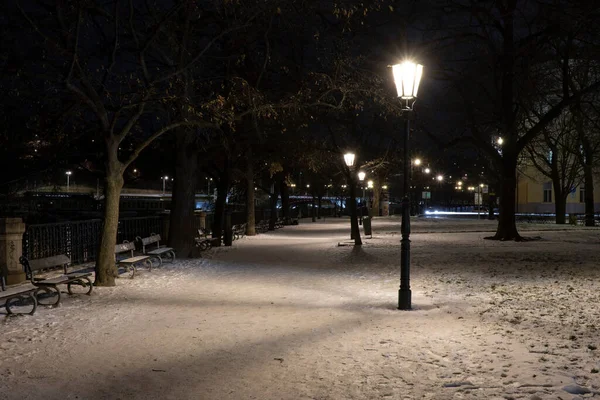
xmin=0 ymin=275 xmax=38 ymax=315
xmin=115 ymin=241 xmax=151 ymax=278
xmin=19 ymin=255 xmax=93 ymax=308
xmin=255 ymin=220 xmax=269 ymax=233
xmin=136 ymin=234 xmax=175 ymax=268
xmin=195 ymin=228 xmax=213 ymax=251
xmin=232 ymin=223 xmax=247 ymax=240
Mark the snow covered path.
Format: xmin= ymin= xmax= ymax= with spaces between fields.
xmin=1 ymin=217 xmax=599 ymax=399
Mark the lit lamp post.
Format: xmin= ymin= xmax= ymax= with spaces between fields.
xmin=358 ymin=171 xmax=366 ymax=225
xmin=367 ymin=180 xmax=374 ymax=216
xmin=206 ymin=177 xmax=213 ymax=196
xmin=343 ymin=152 xmax=362 ymax=245
xmin=478 ymin=183 xmax=484 ymax=220
xmin=162 ymin=175 xmax=168 ymax=194
xmin=65 ymin=171 xmax=72 ymax=192
xmin=392 ymin=60 xmax=423 ymax=310
xmin=410 ymin=158 xmax=422 ymax=215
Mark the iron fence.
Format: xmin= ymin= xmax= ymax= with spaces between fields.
xmin=23 ymin=216 xmax=166 ymax=266
xmin=23 ymin=219 xmax=103 ymax=265
xmin=117 ymin=216 xmax=163 ymax=243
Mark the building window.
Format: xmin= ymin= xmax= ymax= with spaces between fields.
xmin=580 ymin=185 xmax=585 ymax=203
xmin=543 ymin=182 xmax=552 ymax=203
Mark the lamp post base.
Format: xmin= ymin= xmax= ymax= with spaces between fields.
xmin=398 ymin=289 xmax=411 ymax=310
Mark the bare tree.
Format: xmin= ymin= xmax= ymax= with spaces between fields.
xmin=525 ymin=112 xmax=583 ymax=224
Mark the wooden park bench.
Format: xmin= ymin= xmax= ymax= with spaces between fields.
xmin=195 ymin=229 xmax=212 ymax=251
xmin=232 ymin=223 xmax=247 ymax=241
xmin=136 ymin=234 xmax=176 ymax=268
xmin=0 ymin=275 xmax=38 ymax=315
xmin=115 ymin=241 xmax=151 ymax=278
xmin=19 ymin=255 xmax=93 ymax=308
xmin=255 ymin=220 xmax=269 ymax=233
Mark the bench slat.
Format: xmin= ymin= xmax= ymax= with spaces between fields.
xmin=118 ymin=256 xmax=149 ymax=264
xmin=0 ymin=283 xmax=37 ymax=298
xmin=37 ymin=276 xmax=71 ymax=285
xmin=28 ymin=255 xmax=70 ymax=272
xmin=65 ymin=272 xmax=92 ymax=279
xmin=147 ymin=248 xmax=173 ymax=255
xmin=115 ymin=242 xmax=136 ymax=253
xmin=141 ymin=235 xmax=161 ymax=245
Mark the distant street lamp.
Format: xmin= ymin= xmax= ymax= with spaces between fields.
xmin=343 ymin=152 xmax=361 ymax=245
xmin=206 ymin=177 xmax=213 ymax=196
xmin=478 ymin=183 xmax=485 ymax=220
xmin=392 ymin=60 xmax=423 ymax=310
xmin=162 ymin=176 xmax=168 ymax=194
xmin=65 ymin=171 xmax=72 ymax=192
xmin=358 ymin=171 xmax=366 ymax=225
xmin=367 ymin=180 xmax=374 ymax=217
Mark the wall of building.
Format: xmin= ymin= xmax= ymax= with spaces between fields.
xmin=516 ymin=165 xmax=600 ymax=214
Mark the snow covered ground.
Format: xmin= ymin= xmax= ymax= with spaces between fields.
xmin=1 ymin=216 xmax=600 ymax=400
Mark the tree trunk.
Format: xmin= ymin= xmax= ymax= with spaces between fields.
xmin=487 ymin=157 xmax=521 ymax=240
xmin=95 ymin=161 xmax=123 ymax=286
xmin=317 ymin=195 xmax=322 ymax=219
xmin=281 ymin=181 xmax=290 ymax=220
xmin=212 ymin=160 xmax=230 ymax=246
xmin=372 ymin=175 xmax=380 ymax=217
xmin=246 ymin=149 xmax=256 ymax=236
xmin=168 ymin=130 xmax=198 ymax=258
xmin=268 ymin=182 xmax=279 ymax=231
xmin=349 ymin=178 xmax=362 ymax=245
xmin=554 ymin=187 xmax=567 ymax=225
xmin=583 ymin=163 xmax=595 ymax=226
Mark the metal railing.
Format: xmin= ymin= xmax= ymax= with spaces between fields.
xmin=23 ymin=216 xmax=166 ymax=266
xmin=23 ymin=219 xmax=103 ymax=265
xmin=117 ymin=216 xmax=163 ymax=243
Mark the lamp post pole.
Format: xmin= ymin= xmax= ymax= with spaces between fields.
xmin=344 ymin=153 xmax=361 ymax=246
xmin=66 ymin=171 xmax=72 ymax=192
xmin=399 ymin=116 xmax=412 ymax=310
xmin=358 ymin=171 xmax=366 ymax=226
xmin=392 ymin=61 xmax=423 ymax=310
xmin=162 ymin=176 xmax=168 ymax=195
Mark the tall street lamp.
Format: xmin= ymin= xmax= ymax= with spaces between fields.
xmin=162 ymin=175 xmax=168 ymax=194
xmin=358 ymin=171 xmax=366 ymax=225
xmin=392 ymin=60 xmax=423 ymax=310
xmin=343 ymin=152 xmax=361 ymax=245
xmin=367 ymin=180 xmax=374 ymax=216
xmin=206 ymin=177 xmax=213 ymax=196
xmin=65 ymin=171 xmax=72 ymax=192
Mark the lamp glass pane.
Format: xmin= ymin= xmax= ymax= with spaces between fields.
xmin=413 ymin=64 xmax=423 ymax=97
xmin=343 ymin=153 xmax=355 ymax=167
xmin=392 ymin=62 xmax=424 ymax=99
xmin=401 ymin=62 xmax=416 ymax=99
xmin=391 ymin=64 xmax=403 ymax=97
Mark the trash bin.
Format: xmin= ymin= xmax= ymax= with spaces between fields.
xmin=363 ymin=216 xmax=372 ymax=236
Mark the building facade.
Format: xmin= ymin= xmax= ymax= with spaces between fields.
xmin=516 ymin=165 xmax=600 ymax=214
